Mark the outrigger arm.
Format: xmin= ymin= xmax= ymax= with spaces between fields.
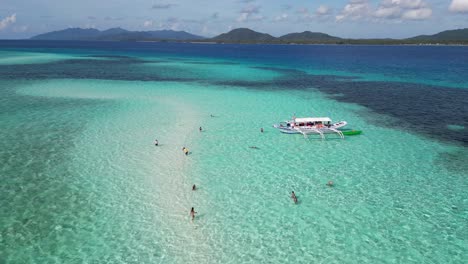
xmin=327 ymin=127 xmax=344 ymax=139
xmin=297 ymin=128 xmax=325 ymax=139
xmin=297 ymin=127 xmax=344 ymax=139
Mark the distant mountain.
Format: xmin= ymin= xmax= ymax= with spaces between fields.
xmin=31 ymin=27 xmax=204 ymax=41
xmin=211 ymin=28 xmax=340 ymax=43
xmin=408 ymin=28 xmax=468 ymax=41
xmin=100 ymin=27 xmax=130 ymax=36
xmin=209 ymin=27 xmax=468 ymax=44
xmin=212 ymin=28 xmax=276 ymax=42
xmin=279 ymin=31 xmax=341 ymax=42
xmin=30 ymin=27 xmax=468 ymax=44
xmin=146 ymin=30 xmax=204 ymax=40
xmin=31 ymin=28 xmax=102 ymax=41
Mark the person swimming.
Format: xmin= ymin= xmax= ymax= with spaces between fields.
xmin=249 ymin=146 xmax=259 ymax=149
xmin=154 ymin=139 xmax=159 ymax=146
xmin=190 ymin=207 xmax=197 ymax=221
xmin=291 ymin=191 xmax=298 ymax=204
xmin=183 ymin=147 xmax=189 ymax=155
xmin=192 ymin=184 xmax=196 ymax=191
xmin=199 ymin=126 xmax=203 ymax=132
xmin=327 ymin=181 xmax=334 ymax=187
xmin=260 ymin=127 xmax=264 ymax=133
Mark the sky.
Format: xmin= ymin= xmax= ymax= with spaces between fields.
xmin=1 ymin=0 xmax=468 ymax=39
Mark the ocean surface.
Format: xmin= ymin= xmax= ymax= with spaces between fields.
xmin=0 ymin=40 xmax=467 ymax=263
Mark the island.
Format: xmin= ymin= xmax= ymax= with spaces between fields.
xmin=30 ymin=27 xmax=468 ymax=45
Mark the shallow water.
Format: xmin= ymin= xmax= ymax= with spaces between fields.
xmin=1 ymin=42 xmax=467 ymax=263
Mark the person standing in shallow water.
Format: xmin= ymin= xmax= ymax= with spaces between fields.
xmin=260 ymin=127 xmax=264 ymax=133
xmin=183 ymin=147 xmax=189 ymax=155
xmin=199 ymin=126 xmax=202 ymax=132
xmin=154 ymin=139 xmax=158 ymax=146
xmin=291 ymin=191 xmax=298 ymax=204
xmin=190 ymin=207 xmax=197 ymax=221
xmin=192 ymin=184 xmax=196 ymax=191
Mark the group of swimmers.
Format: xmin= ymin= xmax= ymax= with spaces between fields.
xmin=184 ymin=127 xmax=205 ymax=219
xmin=153 ymin=128 xmax=199 ymax=220
xmin=155 ymin=123 xmax=336 ymax=220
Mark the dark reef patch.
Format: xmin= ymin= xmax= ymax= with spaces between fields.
xmin=318 ymin=80 xmax=468 ymax=146
xmin=1 ymin=56 xmax=466 ymax=146
xmin=216 ymin=66 xmax=468 ymax=146
xmin=184 ymin=61 xmax=239 ymax=65
xmin=82 ymin=54 xmax=136 ymax=59
xmin=0 ymin=56 xmax=198 ymax=82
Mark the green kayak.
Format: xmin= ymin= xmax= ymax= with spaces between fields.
xmin=341 ymin=130 xmax=362 ymax=136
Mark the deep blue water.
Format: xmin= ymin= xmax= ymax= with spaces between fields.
xmin=2 ymin=40 xmax=468 ymax=87
xmin=1 ymin=40 xmax=467 ymax=146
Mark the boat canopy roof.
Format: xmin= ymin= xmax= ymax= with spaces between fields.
xmin=294 ymin=117 xmax=332 ymax=123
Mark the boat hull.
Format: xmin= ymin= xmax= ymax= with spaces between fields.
xmin=273 ymin=121 xmax=347 ymax=134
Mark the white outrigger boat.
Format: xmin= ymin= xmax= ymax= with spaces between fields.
xmin=273 ymin=117 xmax=347 ymax=139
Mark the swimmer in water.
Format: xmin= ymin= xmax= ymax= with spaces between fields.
xmin=327 ymin=181 xmax=334 ymax=187
xmin=154 ymin=139 xmax=159 ymax=146
xmin=190 ymin=207 xmax=197 ymax=221
xmin=249 ymin=146 xmax=259 ymax=149
xmin=291 ymin=191 xmax=298 ymax=204
xmin=183 ymin=148 xmax=189 ymax=155
xmin=260 ymin=128 xmax=264 ymax=133
xmin=192 ymin=184 xmax=196 ymax=191
xmin=199 ymin=126 xmax=202 ymax=132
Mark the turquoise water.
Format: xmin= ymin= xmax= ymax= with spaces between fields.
xmin=1 ymin=43 xmax=467 ymax=263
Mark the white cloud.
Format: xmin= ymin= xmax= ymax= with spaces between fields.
xmin=337 ymin=0 xmax=432 ymax=21
xmin=143 ymin=20 xmax=153 ymax=27
xmin=316 ymin=5 xmax=330 ymax=15
xmin=237 ymin=13 xmax=265 ymax=22
xmin=237 ymin=5 xmax=265 ymax=22
xmin=0 ymin=13 xmax=16 ymax=30
xmin=391 ymin=0 xmax=426 ymax=9
xmin=295 ymin=5 xmax=333 ymax=22
xmin=336 ymin=0 xmax=371 ymax=22
xmin=449 ymin=0 xmax=468 ymax=13
xmin=402 ymin=7 xmax=432 ymax=20
xmin=376 ymin=0 xmax=432 ymax=20
xmin=374 ymin=5 xmax=401 ymax=18
xmin=273 ymin=13 xmax=288 ymax=22
xmin=237 ymin=13 xmax=249 ymax=22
